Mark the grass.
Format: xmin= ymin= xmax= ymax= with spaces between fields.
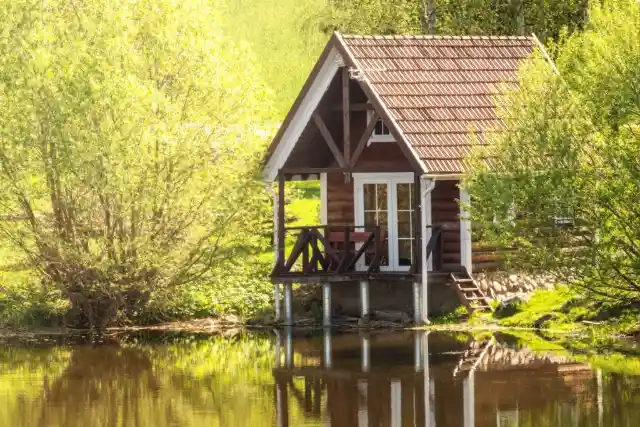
xmin=497 ymin=286 xmax=575 ymax=329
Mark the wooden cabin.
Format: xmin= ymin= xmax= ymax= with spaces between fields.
xmin=262 ymin=33 xmax=542 ymax=324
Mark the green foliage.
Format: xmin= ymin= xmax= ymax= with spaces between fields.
xmin=465 ymin=0 xmax=640 ymax=303
xmin=0 ymin=0 xmax=273 ymax=328
xmin=324 ymin=0 xmax=589 ymax=41
xmin=220 ymin=0 xmax=329 ymax=117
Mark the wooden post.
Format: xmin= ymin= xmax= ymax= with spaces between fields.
xmin=342 ymin=67 xmax=351 ymax=166
xmin=278 ymin=172 xmax=286 ymax=271
xmin=412 ymin=173 xmax=422 ymax=274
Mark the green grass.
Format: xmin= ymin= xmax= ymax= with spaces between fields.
xmin=497 ymin=286 xmax=575 ymax=329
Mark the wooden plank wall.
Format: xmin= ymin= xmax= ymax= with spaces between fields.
xmin=431 ymin=180 xmax=461 ymax=270
xmin=326 ymin=141 xmax=413 ymax=226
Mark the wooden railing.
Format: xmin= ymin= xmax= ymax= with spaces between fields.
xmin=272 ymin=225 xmax=384 ymax=277
xmin=425 ymin=225 xmax=443 ymax=272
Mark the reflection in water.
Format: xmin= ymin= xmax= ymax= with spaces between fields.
xmin=0 ymin=331 xmax=638 ymax=427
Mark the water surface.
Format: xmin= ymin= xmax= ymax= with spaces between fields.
xmin=0 ymin=330 xmax=638 ymax=426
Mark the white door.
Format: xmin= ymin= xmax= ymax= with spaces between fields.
xmin=354 ymin=173 xmax=416 ymax=272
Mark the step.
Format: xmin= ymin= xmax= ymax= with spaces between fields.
xmin=467 ymin=296 xmax=488 ymax=301
xmin=460 ymin=287 xmax=480 ymax=292
xmin=455 ymin=278 xmax=475 ymax=284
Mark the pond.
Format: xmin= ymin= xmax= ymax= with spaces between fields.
xmin=0 ymin=330 xmax=638 ymax=426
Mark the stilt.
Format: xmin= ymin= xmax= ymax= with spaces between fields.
xmin=414 ymin=331 xmax=422 ymax=372
xmin=358 ymin=379 xmax=369 ymax=427
xmin=361 ymin=333 xmax=370 ymax=372
xmin=322 ymin=282 xmax=332 ymax=327
xmin=283 ymin=283 xmax=293 ymax=326
xmin=413 ymin=282 xmax=422 ymax=325
xmin=391 ymin=380 xmax=402 ymax=427
xmin=463 ymin=372 xmax=475 ymax=427
xmin=276 ymin=379 xmax=289 ymax=427
xmin=359 ymin=280 xmax=370 ymax=318
xmin=284 ymin=326 xmax=293 ymax=368
xmin=423 ymin=332 xmax=435 ymax=427
xmin=323 ymin=328 xmax=332 ymax=368
xmin=274 ymin=329 xmax=282 ymax=368
xmin=274 ymin=284 xmax=281 ymax=322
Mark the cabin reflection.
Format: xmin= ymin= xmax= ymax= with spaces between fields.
xmin=272 ymin=330 xmax=605 ymax=427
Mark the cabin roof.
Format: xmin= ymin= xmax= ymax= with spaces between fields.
xmin=263 ymin=33 xmax=540 ymax=180
xmin=339 ymin=34 xmax=536 ymax=174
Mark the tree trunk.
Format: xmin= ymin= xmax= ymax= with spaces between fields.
xmin=420 ymin=1 xmax=437 ymax=34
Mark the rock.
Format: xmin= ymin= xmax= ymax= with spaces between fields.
xmin=533 ymin=314 xmax=557 ymax=329
xmin=493 ymin=283 xmax=503 ymax=294
xmin=373 ymin=310 xmax=411 ymax=324
xmin=509 ymin=274 xmax=518 ymax=283
xmin=358 ymin=314 xmax=372 ymax=328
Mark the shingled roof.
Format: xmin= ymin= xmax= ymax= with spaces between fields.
xmin=263 ymin=33 xmax=540 ymax=181
xmin=339 ymin=34 xmax=536 ymax=174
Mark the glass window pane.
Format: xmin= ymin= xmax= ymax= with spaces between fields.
xmin=397 ymin=183 xmax=412 ymax=210
xmin=363 ymin=184 xmax=376 ymax=211
xmin=397 ymin=211 xmax=412 ymax=238
xmin=398 ymin=239 xmax=413 ymax=266
xmin=364 ymin=212 xmax=377 ymax=229
xmin=377 ymin=211 xmax=388 ymax=233
xmin=376 ymin=184 xmax=388 ymax=211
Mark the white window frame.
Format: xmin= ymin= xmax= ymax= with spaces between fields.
xmin=354 ymin=172 xmax=414 ymax=272
xmin=367 ymin=110 xmax=395 ymax=143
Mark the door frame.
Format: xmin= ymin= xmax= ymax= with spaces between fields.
xmin=353 ymin=172 xmax=415 ymax=272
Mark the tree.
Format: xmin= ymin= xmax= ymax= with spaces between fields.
xmin=464 ymin=0 xmax=640 ymax=302
xmin=324 ymin=0 xmax=589 ymax=42
xmin=0 ymin=0 xmax=271 ymax=328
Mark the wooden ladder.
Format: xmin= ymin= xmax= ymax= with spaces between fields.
xmin=449 ymin=268 xmax=493 ymax=314
xmin=453 ymin=340 xmax=493 ymax=377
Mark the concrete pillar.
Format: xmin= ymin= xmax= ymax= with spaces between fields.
xmin=359 ymin=280 xmax=370 ymax=318
xmin=322 ymin=282 xmax=332 ymax=327
xmin=276 ymin=380 xmax=289 ymax=427
xmin=358 ymin=380 xmax=369 ymax=427
xmin=284 ymin=326 xmax=293 ymax=368
xmin=323 ymin=328 xmax=332 ymax=368
xmin=274 ymin=284 xmax=281 ymax=322
xmin=274 ymin=329 xmax=281 ymax=368
xmin=413 ymin=282 xmax=422 ymax=325
xmin=414 ymin=331 xmax=422 ymax=372
xmin=283 ymin=283 xmax=293 ymax=326
xmin=361 ymin=334 xmax=370 ymax=372
xmin=463 ymin=372 xmax=475 ymax=427
xmin=391 ymin=380 xmax=402 ymax=427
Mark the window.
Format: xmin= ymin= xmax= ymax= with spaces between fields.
xmin=368 ymin=110 xmax=394 ymax=143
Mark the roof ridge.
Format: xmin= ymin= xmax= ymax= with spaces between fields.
xmin=340 ymin=33 xmax=533 ymax=41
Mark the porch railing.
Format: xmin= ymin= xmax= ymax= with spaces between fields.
xmin=272 ymin=225 xmax=384 ymax=277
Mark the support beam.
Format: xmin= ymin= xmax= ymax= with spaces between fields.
xmin=322 ymin=282 xmax=332 ymax=327
xmin=357 ymin=380 xmax=369 ymax=427
xmin=283 ymin=283 xmax=293 ymax=326
xmin=413 ymin=282 xmax=422 ymax=325
xmin=277 ymin=172 xmax=286 ymax=271
xmin=359 ymin=280 xmax=370 ymax=318
xmin=412 ymin=173 xmax=422 ymax=273
xmin=323 ymin=328 xmax=333 ymax=368
xmin=275 ymin=329 xmax=282 ymax=368
xmin=463 ymin=372 xmax=475 ymax=427
xmin=351 ymin=112 xmax=378 ymax=167
xmin=361 ymin=334 xmax=370 ymax=372
xmin=420 ymin=178 xmax=435 ymax=324
xmin=342 ymin=67 xmax=351 ymax=165
xmin=391 ymin=380 xmax=402 ymax=427
xmin=276 ymin=380 xmax=289 ymax=427
xmin=313 ymin=113 xmax=347 ymax=168
xmin=459 ymin=187 xmax=473 ymax=273
xmin=320 ymin=173 xmax=328 ymax=225
xmin=284 ymin=326 xmax=293 ymax=368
